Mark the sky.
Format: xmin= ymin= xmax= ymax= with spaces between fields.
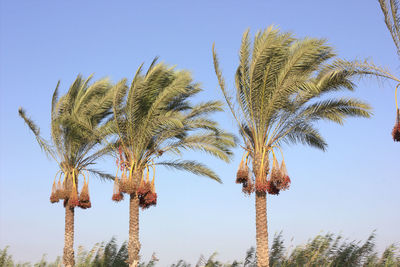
xmin=0 ymin=0 xmax=399 ymax=265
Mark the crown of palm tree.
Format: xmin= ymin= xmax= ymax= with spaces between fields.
xmin=19 ymin=74 xmax=115 ymax=179
xmin=213 ymin=26 xmax=372 ymax=157
xmin=112 ymin=58 xmax=236 ymax=182
xmin=19 ymin=74 xmax=118 ymax=267
xmin=213 ymin=25 xmax=374 ymax=267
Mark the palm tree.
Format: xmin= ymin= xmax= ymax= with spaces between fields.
xmin=308 ymin=1 xmax=400 ymax=142
xmin=212 ymin=27 xmax=372 ymax=267
xmin=378 ymin=0 xmax=400 ymax=141
xmin=19 ymin=75 xmax=116 ymax=267
xmin=335 ymin=0 xmax=400 ymax=141
xmin=110 ymin=59 xmax=236 ymax=267
xmin=379 ymin=0 xmax=400 ymax=59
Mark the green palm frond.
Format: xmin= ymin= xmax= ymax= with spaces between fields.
xmin=213 ymin=43 xmax=249 ymax=142
xmin=74 ymin=76 xmax=110 ymax=114
xmin=283 ymin=121 xmax=327 ymax=151
xmin=20 ymin=75 xmax=116 ymax=181
xmin=157 ymin=160 xmax=221 ymax=182
xmin=112 ymin=60 xmax=235 ymax=184
xmin=302 ymin=98 xmax=372 ymax=124
xmin=185 ymin=101 xmax=223 ymax=119
xmin=51 ymin=81 xmax=60 ymax=120
xmin=18 ymin=107 xmax=57 ymax=160
xmin=379 ymin=0 xmax=400 ymax=58
xmin=86 ymin=168 xmax=114 ymax=181
xmin=80 ymin=140 xmax=116 ymax=167
xmin=213 ymin=27 xmax=373 ymax=173
xmin=162 ymin=132 xmax=235 ymax=162
xmin=328 ymin=59 xmax=400 ymax=83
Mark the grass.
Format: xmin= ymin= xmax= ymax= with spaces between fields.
xmin=1 ymin=232 xmax=399 ymax=266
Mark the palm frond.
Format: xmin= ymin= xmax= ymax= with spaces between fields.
xmin=302 ymin=98 xmax=372 ymax=124
xmin=185 ymin=101 xmax=224 ymax=119
xmin=113 ymin=61 xmax=235 ymax=184
xmin=282 ymin=122 xmax=327 ymax=151
xmin=86 ymin=168 xmax=114 ymax=181
xmin=18 ymin=107 xmax=57 ymax=160
xmin=157 ymin=160 xmax=221 ymax=182
xmin=214 ymin=27 xmax=373 ymax=170
xmin=21 ymin=74 xmax=116 ymax=186
xmin=162 ymin=132 xmax=234 ymax=162
xmin=379 ymin=0 xmax=400 ymax=57
xmin=329 ymin=59 xmax=400 ymax=83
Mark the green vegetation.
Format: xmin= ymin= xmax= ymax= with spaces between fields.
xmin=17 ymin=66 xmax=235 ymax=267
xmin=15 ymin=2 xmax=400 ymax=266
xmin=18 ymin=76 xmax=117 ymax=267
xmin=379 ymin=0 xmax=400 ymax=141
xmin=109 ymin=59 xmax=235 ymax=266
xmin=213 ymin=26 xmax=373 ymax=267
xmin=2 ymin=233 xmax=399 ymax=266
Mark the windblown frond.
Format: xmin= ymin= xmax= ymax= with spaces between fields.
xmin=213 ymin=26 xmax=373 ymax=186
xmin=112 ymin=60 xmax=235 ymax=184
xmin=302 ymin=99 xmax=372 ymax=124
xmin=18 ymin=107 xmax=56 ymax=160
xmin=20 ymin=75 xmax=116 ymax=181
xmin=86 ymin=169 xmax=114 ymax=181
xmin=157 ymin=160 xmax=221 ymax=182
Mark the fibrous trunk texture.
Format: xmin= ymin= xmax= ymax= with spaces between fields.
xmin=128 ymin=193 xmax=141 ymax=267
xmin=253 ymin=152 xmax=269 ymax=267
xmin=255 ymin=192 xmax=269 ymax=267
xmin=63 ymin=205 xmax=75 ymax=267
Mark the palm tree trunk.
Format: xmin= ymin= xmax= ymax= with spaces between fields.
xmin=255 ymin=191 xmax=269 ymax=267
xmin=63 ymin=205 xmax=75 ymax=267
xmin=128 ymin=193 xmax=141 ymax=267
xmin=252 ymin=151 xmax=270 ymax=267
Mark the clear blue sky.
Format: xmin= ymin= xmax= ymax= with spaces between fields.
xmin=0 ymin=0 xmax=399 ymax=265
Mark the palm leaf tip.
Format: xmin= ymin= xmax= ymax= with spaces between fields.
xmin=158 ymin=160 xmax=222 ymax=183
xmin=18 ymin=107 xmax=40 ymax=136
xmin=18 ymin=106 xmax=57 ymax=159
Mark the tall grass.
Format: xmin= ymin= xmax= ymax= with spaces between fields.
xmin=1 ymin=233 xmax=399 ymax=266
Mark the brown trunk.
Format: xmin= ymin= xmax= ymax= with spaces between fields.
xmin=128 ymin=193 xmax=141 ymax=267
xmin=255 ymin=192 xmax=269 ymax=267
xmin=253 ymin=151 xmax=269 ymax=267
xmin=63 ymin=205 xmax=75 ymax=267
